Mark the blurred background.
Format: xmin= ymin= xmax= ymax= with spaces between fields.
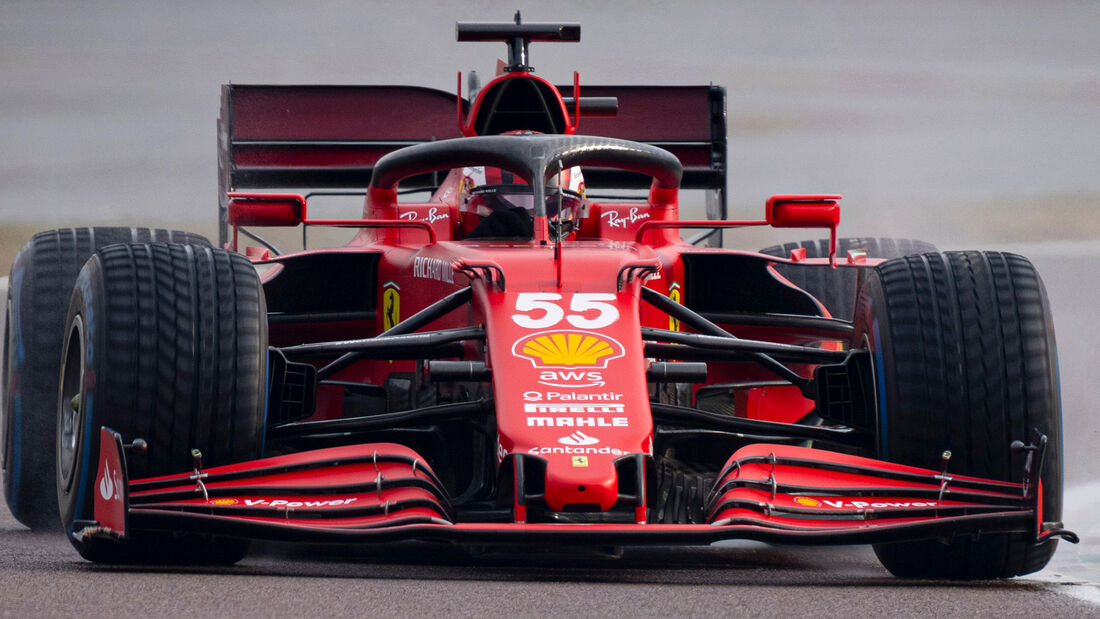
xmin=2 ymin=0 xmax=1098 ymax=555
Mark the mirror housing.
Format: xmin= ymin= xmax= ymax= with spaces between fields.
xmin=766 ymin=194 xmax=841 ymax=228
xmin=766 ymin=194 xmax=842 ymax=265
xmin=227 ymin=193 xmax=306 ymax=227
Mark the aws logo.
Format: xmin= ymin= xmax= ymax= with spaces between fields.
xmin=512 ymin=330 xmax=624 ymax=369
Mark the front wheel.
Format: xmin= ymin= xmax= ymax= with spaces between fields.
xmin=853 ymin=251 xmax=1062 ymax=579
xmin=57 ymin=243 xmax=265 ymax=564
xmin=3 ymin=228 xmax=209 ymax=530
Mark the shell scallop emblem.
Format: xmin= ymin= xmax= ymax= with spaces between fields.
xmin=513 ymin=330 xmax=625 ymax=369
xmin=794 ymin=497 xmax=822 ymax=507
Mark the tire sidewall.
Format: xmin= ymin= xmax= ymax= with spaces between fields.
xmin=56 ymin=258 xmax=106 ymax=545
xmin=3 ymin=246 xmax=61 ymax=528
xmin=2 ymin=270 xmax=20 ymax=510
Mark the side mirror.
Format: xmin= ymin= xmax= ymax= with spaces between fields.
xmin=766 ymin=194 xmax=841 ymax=228
xmin=766 ymin=194 xmax=842 ymax=265
xmin=227 ymin=193 xmax=306 ymax=227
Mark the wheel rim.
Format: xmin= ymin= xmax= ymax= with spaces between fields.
xmin=57 ymin=314 xmax=84 ymax=489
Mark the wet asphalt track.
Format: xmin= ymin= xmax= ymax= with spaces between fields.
xmin=3 ymin=1 xmax=1100 ymax=615
xmin=0 ymin=523 xmax=1095 ymax=617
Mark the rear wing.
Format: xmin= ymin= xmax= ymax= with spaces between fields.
xmin=218 ymin=83 xmax=726 ymax=246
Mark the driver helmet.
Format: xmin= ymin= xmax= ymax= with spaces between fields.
xmin=461 ymin=165 xmax=586 ymax=226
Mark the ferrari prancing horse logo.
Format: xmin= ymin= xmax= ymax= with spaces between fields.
xmin=382 ymin=281 xmax=400 ymax=331
xmin=668 ymin=283 xmax=682 ymax=332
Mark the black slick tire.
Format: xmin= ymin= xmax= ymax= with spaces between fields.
xmin=3 ymin=228 xmax=209 ymax=530
xmin=56 ymin=242 xmax=264 ymax=564
xmin=760 ymin=238 xmax=937 ymax=320
xmin=852 ymin=251 xmax=1062 ymax=579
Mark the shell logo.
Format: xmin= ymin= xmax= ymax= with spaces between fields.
xmin=794 ymin=497 xmax=821 ymax=507
xmin=512 ymin=330 xmax=624 ymax=369
xmin=209 ymin=498 xmax=239 ymax=506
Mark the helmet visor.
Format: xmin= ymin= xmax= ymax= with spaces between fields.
xmin=469 ymin=185 xmax=582 ymax=218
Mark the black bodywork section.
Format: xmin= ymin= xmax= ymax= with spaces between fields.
xmin=682 ymin=253 xmax=825 ymax=316
xmin=472 ymin=77 xmax=568 ymax=135
xmin=262 ymin=252 xmax=380 ymax=323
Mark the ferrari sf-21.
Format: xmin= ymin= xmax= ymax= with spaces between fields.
xmin=2 ymin=15 xmax=1074 ymax=579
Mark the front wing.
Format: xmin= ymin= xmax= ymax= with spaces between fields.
xmin=85 ymin=427 xmax=1068 ymax=549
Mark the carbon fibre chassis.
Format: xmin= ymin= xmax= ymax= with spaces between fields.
xmin=84 ymin=427 xmax=1069 ymax=549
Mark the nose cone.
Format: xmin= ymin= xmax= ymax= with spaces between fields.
xmin=542 ymin=454 xmax=619 ymax=511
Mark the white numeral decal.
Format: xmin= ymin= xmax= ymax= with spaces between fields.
xmin=512 ymin=293 xmax=619 ymax=329
xmin=511 ymin=293 xmax=564 ymax=328
xmin=566 ymin=293 xmax=619 ymax=329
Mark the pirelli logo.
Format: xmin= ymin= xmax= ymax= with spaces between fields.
xmin=523 ymin=403 xmax=625 ymax=414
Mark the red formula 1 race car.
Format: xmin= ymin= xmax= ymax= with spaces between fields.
xmin=2 ymin=15 xmax=1074 ymax=578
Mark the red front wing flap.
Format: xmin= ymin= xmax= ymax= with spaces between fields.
xmin=88 ymin=428 xmax=1064 ymax=548
xmin=91 ymin=431 xmax=454 ymax=537
xmin=707 ymin=444 xmax=1038 ymax=533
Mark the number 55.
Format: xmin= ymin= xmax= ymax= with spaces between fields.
xmin=511 ymin=293 xmax=619 ymax=329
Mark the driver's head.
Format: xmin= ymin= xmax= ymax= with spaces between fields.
xmin=461 ymin=165 xmax=585 ymax=238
